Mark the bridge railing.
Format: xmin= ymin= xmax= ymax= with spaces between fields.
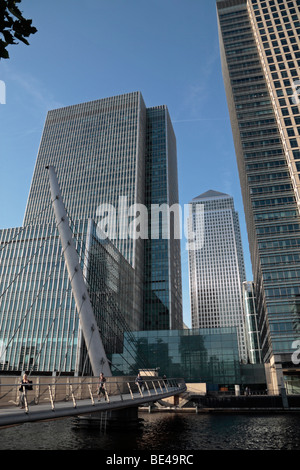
xmin=0 ymin=376 xmax=186 ymax=412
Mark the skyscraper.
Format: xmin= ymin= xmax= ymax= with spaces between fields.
xmin=24 ymin=92 xmax=145 ymax=267
xmin=188 ymin=190 xmax=247 ymax=362
xmin=144 ymin=106 xmax=182 ymax=330
xmin=0 ymin=91 xmax=182 ymax=375
xmin=217 ymin=0 xmax=300 ymax=390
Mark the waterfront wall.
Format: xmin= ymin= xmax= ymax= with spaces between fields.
xmin=192 ymin=394 xmax=300 ymax=411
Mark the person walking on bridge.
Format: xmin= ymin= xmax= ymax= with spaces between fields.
xmin=135 ymin=373 xmax=144 ymax=392
xmin=97 ymin=373 xmax=107 ymax=402
xmin=19 ymin=373 xmax=32 ymax=409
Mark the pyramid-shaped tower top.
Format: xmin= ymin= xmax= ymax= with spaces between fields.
xmin=192 ymin=190 xmax=231 ymax=201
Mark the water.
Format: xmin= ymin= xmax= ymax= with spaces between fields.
xmin=0 ymin=411 xmax=299 ymax=451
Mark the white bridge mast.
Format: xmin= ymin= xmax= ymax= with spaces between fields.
xmin=46 ymin=165 xmax=111 ymax=377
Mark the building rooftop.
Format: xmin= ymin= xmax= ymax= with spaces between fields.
xmin=192 ymin=190 xmax=231 ymax=201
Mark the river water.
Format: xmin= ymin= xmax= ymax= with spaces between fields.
xmin=0 ymin=411 xmax=299 ymax=451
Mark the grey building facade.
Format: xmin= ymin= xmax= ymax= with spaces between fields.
xmin=0 ymin=220 xmax=136 ymax=374
xmin=0 ymin=92 xmax=183 ymax=375
xmin=188 ymin=190 xmax=247 ymax=363
xmin=217 ymin=0 xmax=300 ymax=391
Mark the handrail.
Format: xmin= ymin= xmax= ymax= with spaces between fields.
xmin=0 ymin=377 xmax=186 ymax=412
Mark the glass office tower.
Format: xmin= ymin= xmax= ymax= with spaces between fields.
xmin=144 ymin=106 xmax=182 ymax=330
xmin=0 ymin=220 xmax=136 ymax=374
xmin=0 ymin=92 xmax=183 ymax=374
xmin=111 ymin=327 xmax=242 ymax=387
xmin=0 ymin=222 xmax=83 ymax=373
xmin=217 ymin=0 xmax=300 ymax=391
xmin=243 ymin=281 xmax=262 ymax=364
xmin=188 ymin=190 xmax=247 ymax=362
xmin=24 ymin=92 xmax=146 ymax=268
xmin=24 ymin=92 xmax=147 ymax=339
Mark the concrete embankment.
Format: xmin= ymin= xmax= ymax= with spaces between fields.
xmin=140 ymin=394 xmax=300 ymax=413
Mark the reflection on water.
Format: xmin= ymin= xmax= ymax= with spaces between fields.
xmin=0 ymin=412 xmax=300 ymax=450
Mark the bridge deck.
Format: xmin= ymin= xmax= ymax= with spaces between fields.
xmin=0 ymin=377 xmax=186 ymax=428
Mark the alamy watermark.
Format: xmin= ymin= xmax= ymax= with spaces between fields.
xmin=95 ymin=197 xmax=204 ymax=251
xmin=0 ymin=339 xmax=7 ymax=364
xmin=292 ymin=339 xmax=300 ymax=365
xmin=0 ymin=80 xmax=6 ymax=104
xmin=292 ymin=80 xmax=300 ymax=106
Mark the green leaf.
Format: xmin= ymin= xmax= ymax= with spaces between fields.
xmin=3 ymin=28 xmax=15 ymax=44
xmin=0 ymin=0 xmax=37 ymax=59
xmin=0 ymin=38 xmax=9 ymax=58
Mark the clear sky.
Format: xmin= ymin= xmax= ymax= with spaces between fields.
xmin=0 ymin=0 xmax=253 ymax=328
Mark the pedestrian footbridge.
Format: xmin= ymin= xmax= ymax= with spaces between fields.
xmin=0 ymin=376 xmax=186 ymax=428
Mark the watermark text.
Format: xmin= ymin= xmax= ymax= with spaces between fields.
xmin=0 ymin=80 xmax=6 ymax=104
xmin=95 ymin=198 xmax=204 ymax=251
xmin=292 ymin=339 xmax=300 ymax=365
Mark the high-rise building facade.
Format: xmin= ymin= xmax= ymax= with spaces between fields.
xmin=24 ymin=92 xmax=182 ymax=332
xmin=0 ymin=220 xmax=136 ymax=373
xmin=217 ymin=0 xmax=300 ymax=390
xmin=188 ymin=190 xmax=247 ymax=362
xmin=0 ymin=92 xmax=183 ymax=374
xmin=144 ymin=106 xmax=182 ymax=330
xmin=24 ymin=92 xmax=146 ymax=267
xmin=243 ymin=281 xmax=262 ymax=364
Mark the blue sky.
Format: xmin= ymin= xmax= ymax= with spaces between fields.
xmin=0 ymin=0 xmax=253 ymax=327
